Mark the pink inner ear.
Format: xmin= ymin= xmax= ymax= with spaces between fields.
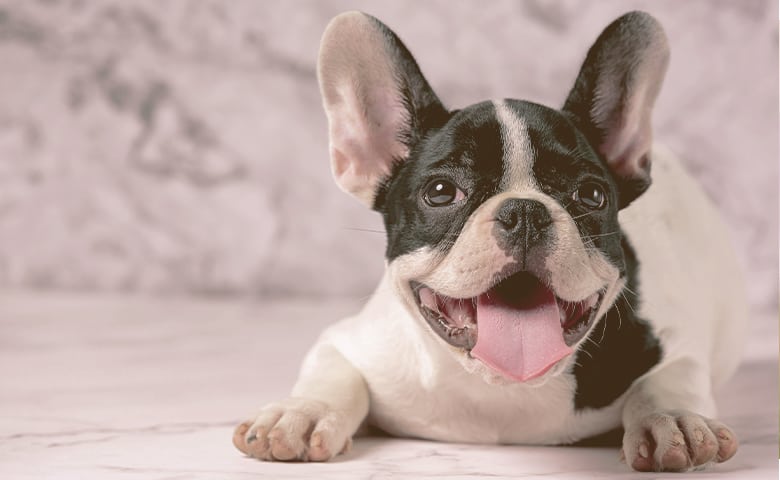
xmin=319 ymin=12 xmax=444 ymax=206
xmin=595 ymin=85 xmax=653 ymax=180
xmin=327 ymin=87 xmax=409 ymax=205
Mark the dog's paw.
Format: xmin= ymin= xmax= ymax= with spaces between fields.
xmin=232 ymin=398 xmax=352 ymax=462
xmin=623 ymin=410 xmax=738 ymax=472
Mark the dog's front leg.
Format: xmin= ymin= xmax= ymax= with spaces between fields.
xmin=621 ymin=360 xmax=738 ymax=472
xmin=233 ymin=342 xmax=369 ymax=462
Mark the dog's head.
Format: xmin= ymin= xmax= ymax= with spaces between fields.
xmin=318 ymin=12 xmax=668 ymax=384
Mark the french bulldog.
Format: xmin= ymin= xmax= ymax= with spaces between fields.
xmin=233 ymin=11 xmax=747 ymax=472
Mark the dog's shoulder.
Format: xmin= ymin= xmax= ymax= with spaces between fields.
xmin=618 ymin=145 xmax=747 ymax=386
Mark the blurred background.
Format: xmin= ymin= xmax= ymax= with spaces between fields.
xmin=0 ymin=0 xmax=776 ymax=328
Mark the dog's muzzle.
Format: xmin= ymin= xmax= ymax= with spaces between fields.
xmin=411 ymin=271 xmax=603 ymax=382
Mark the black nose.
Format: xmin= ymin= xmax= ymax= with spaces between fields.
xmin=495 ymin=198 xmax=552 ymax=244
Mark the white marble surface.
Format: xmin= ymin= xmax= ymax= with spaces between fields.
xmin=0 ymin=292 xmax=776 ymax=479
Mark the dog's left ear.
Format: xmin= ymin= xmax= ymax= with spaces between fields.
xmin=318 ymin=12 xmax=446 ymax=208
xmin=563 ymin=11 xmax=669 ymax=208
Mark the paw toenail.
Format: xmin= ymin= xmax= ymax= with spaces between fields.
xmin=246 ymin=433 xmax=257 ymax=443
xmin=717 ymin=429 xmax=731 ymax=441
xmin=639 ymin=443 xmax=649 ymax=458
xmin=672 ymin=433 xmax=684 ymax=445
xmin=694 ymin=430 xmax=704 ymax=443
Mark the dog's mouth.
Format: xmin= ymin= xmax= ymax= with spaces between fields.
xmin=411 ymin=272 xmax=603 ymax=382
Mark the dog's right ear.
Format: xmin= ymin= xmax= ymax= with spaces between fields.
xmin=318 ymin=12 xmax=446 ymax=208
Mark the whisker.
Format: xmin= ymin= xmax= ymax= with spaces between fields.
xmin=571 ymin=210 xmax=598 ymax=221
xmin=596 ymin=315 xmax=607 ymax=343
xmin=343 ymin=227 xmax=386 ymax=234
xmin=581 ymin=231 xmax=620 ymax=240
xmin=621 ymin=284 xmax=639 ymax=297
xmin=614 ymin=302 xmax=623 ymax=332
xmin=560 ymin=199 xmax=576 ymax=210
xmin=578 ymin=346 xmax=594 ymax=360
xmin=619 ymin=291 xmax=636 ymax=315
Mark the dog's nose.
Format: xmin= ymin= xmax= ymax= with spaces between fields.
xmin=495 ymin=198 xmax=552 ymax=243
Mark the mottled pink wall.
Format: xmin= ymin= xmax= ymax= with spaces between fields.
xmin=0 ymin=1 xmax=776 ymax=324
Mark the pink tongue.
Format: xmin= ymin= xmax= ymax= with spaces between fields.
xmin=471 ymin=285 xmax=572 ymax=382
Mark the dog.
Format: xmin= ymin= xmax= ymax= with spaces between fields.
xmin=232 ymin=11 xmax=747 ymax=472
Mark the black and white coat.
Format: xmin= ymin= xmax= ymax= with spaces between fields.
xmin=233 ymin=11 xmax=747 ymax=473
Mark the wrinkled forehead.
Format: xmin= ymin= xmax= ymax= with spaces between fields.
xmin=412 ymin=100 xmax=608 ymax=187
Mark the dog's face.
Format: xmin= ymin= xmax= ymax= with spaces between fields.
xmin=318 ymin=11 xmax=668 ymax=383
xmin=378 ymin=100 xmax=626 ymax=383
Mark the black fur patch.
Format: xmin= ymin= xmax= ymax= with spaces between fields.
xmin=379 ymin=101 xmax=505 ymax=261
xmin=572 ymin=236 xmax=663 ymax=410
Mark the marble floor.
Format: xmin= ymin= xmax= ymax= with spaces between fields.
xmin=0 ymin=292 xmax=776 ymax=479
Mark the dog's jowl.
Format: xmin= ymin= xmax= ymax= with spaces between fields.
xmin=233 ymin=11 xmax=747 ymax=473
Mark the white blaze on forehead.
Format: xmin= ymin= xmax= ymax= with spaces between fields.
xmin=493 ymin=100 xmax=536 ymax=191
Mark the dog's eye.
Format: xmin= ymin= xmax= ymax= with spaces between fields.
xmin=573 ymin=183 xmax=606 ymax=209
xmin=423 ymin=179 xmax=464 ymax=207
